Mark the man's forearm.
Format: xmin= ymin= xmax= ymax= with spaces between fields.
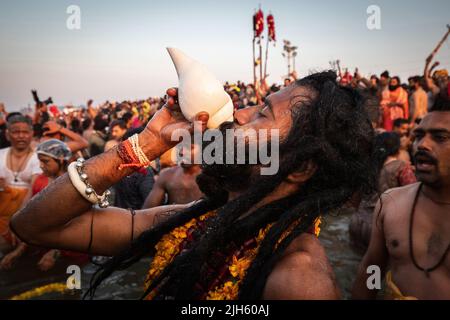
xmin=11 ymin=130 xmax=164 ymax=237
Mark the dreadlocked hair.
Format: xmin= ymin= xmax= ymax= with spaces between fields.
xmin=86 ymin=70 xmax=378 ymax=300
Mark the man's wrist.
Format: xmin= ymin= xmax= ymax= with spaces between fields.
xmin=137 ymin=129 xmax=167 ymax=162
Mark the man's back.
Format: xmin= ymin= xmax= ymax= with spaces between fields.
xmin=142 ymin=165 xmax=203 ymax=208
xmin=164 ymin=166 xmax=203 ymax=204
xmin=412 ymin=87 xmax=429 ymax=120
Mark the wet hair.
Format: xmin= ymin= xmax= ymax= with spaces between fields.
xmin=390 ymin=76 xmax=401 ymax=84
xmin=110 ymin=119 xmax=127 ymax=131
xmin=410 ymin=76 xmax=421 ymax=85
xmin=370 ymin=75 xmax=379 ymax=84
xmin=121 ymin=112 xmax=133 ymax=124
xmin=85 ymin=71 xmax=378 ymax=300
xmin=6 ymin=112 xmax=22 ymax=122
xmin=430 ymin=90 xmax=450 ymax=112
xmin=122 ymin=126 xmax=144 ymax=141
xmin=33 ymin=123 xmax=44 ymax=139
xmin=6 ymin=114 xmax=33 ymax=129
xmin=393 ymin=118 xmax=409 ymax=128
xmin=70 ymin=119 xmax=82 ymax=134
xmin=373 ymin=132 xmax=400 ymax=170
xmin=82 ymin=118 xmax=92 ymax=131
xmin=93 ymin=114 xmax=109 ymax=131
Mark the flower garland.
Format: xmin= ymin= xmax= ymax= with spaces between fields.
xmin=143 ymin=211 xmax=215 ymax=299
xmin=144 ymin=212 xmax=321 ymax=300
xmin=9 ymin=282 xmax=71 ymax=300
xmin=206 ymin=217 xmax=321 ymax=300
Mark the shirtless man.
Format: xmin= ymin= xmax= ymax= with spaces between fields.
xmin=352 ymin=98 xmax=450 ymax=299
xmin=10 ymin=72 xmax=375 ymax=300
xmin=142 ymin=143 xmax=203 ymax=208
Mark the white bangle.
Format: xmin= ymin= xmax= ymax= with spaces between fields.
xmin=68 ymin=158 xmax=110 ymax=208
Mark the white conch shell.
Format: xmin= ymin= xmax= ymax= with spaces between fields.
xmin=167 ymin=47 xmax=234 ymax=129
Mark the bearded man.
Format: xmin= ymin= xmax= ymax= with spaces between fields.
xmin=352 ymin=96 xmax=450 ymax=300
xmin=387 ymin=76 xmax=409 ymax=122
xmin=11 ymin=71 xmax=377 ymax=300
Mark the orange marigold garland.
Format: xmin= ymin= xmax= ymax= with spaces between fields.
xmin=144 ymin=212 xmax=321 ymax=300
xmin=9 ymin=282 xmax=73 ymax=300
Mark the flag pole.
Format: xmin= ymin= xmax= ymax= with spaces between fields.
xmin=259 ymin=36 xmax=263 ymax=86
xmin=252 ymin=36 xmax=257 ymax=85
xmin=263 ymin=34 xmax=269 ymax=81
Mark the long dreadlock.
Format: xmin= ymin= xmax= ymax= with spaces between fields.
xmin=86 ymin=70 xmax=378 ymax=299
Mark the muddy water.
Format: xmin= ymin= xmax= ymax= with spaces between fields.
xmin=319 ymin=208 xmax=364 ymax=299
xmin=1 ymin=208 xmax=363 ymax=300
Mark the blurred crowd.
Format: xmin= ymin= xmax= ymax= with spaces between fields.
xmin=0 ymin=64 xmax=448 ymax=290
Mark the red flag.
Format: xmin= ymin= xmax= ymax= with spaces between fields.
xmin=253 ymin=9 xmax=264 ymax=38
xmin=267 ymin=14 xmax=275 ymax=42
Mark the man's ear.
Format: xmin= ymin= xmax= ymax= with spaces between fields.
xmin=286 ymin=160 xmax=317 ymax=184
xmin=5 ymin=129 xmax=10 ymax=142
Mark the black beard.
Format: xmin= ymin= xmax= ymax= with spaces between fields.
xmin=389 ymin=84 xmax=400 ymax=91
xmin=197 ymin=121 xmax=254 ymax=195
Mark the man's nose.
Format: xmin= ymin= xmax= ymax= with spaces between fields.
xmin=233 ymin=106 xmax=259 ymax=126
xmin=416 ymin=134 xmax=433 ymax=151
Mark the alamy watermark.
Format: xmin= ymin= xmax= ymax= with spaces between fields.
xmin=366 ymin=265 xmax=381 ymax=290
xmin=66 ymin=5 xmax=81 ymax=30
xmin=366 ymin=5 xmax=381 ymax=30
xmin=66 ymin=264 xmax=81 ymax=289
xmin=170 ymin=122 xmax=280 ymax=176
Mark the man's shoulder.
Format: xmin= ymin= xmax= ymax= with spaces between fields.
xmin=383 ymin=182 xmax=421 ymax=200
xmin=380 ymin=182 xmax=421 ymax=217
xmin=0 ymin=146 xmax=9 ymax=156
xmin=27 ymin=151 xmax=41 ymax=166
xmin=263 ymin=233 xmax=340 ymax=300
xmin=0 ymin=147 xmax=8 ymax=169
xmin=159 ymin=166 xmax=178 ymax=178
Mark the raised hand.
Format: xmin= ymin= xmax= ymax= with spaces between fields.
xmin=141 ymin=87 xmax=209 ymax=156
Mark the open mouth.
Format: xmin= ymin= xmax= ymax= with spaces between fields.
xmin=415 ymin=156 xmax=436 ymax=172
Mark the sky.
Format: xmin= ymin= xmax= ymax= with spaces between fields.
xmin=1 ymin=0 xmax=450 ymax=111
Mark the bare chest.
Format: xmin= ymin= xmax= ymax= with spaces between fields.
xmin=384 ymin=197 xmax=450 ymax=273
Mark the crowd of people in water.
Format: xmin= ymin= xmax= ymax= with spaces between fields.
xmin=0 ymin=52 xmax=449 ymax=300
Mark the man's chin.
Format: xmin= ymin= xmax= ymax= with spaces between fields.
xmin=199 ymin=162 xmax=254 ymax=194
xmin=416 ymin=172 xmax=442 ymax=187
xmin=15 ymin=143 xmax=29 ymax=150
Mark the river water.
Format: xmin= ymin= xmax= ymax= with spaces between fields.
xmin=0 ymin=208 xmax=363 ymax=300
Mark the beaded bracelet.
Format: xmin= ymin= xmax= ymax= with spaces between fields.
xmin=117 ymin=134 xmax=151 ymax=170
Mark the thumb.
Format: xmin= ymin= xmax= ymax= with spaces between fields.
xmin=163 ymin=121 xmax=193 ymax=144
xmin=192 ymin=112 xmax=209 ymax=133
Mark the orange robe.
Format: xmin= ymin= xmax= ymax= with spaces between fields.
xmin=0 ymin=186 xmax=28 ymax=242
